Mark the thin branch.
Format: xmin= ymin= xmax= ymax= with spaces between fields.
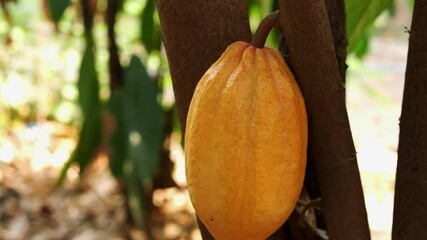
xmin=106 ymin=0 xmax=123 ymax=89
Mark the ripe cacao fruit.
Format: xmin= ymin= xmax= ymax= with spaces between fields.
xmin=185 ymin=41 xmax=308 ymax=240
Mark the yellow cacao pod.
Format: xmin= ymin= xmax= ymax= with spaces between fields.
xmin=185 ymin=41 xmax=308 ymax=240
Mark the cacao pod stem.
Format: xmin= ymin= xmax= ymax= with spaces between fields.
xmin=251 ymin=10 xmax=281 ymax=48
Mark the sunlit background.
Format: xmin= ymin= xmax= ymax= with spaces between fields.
xmin=0 ymin=0 xmax=411 ymax=239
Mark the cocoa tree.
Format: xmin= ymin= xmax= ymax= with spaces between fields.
xmin=392 ymin=0 xmax=427 ymax=238
xmin=157 ymin=0 xmax=369 ymax=239
xmin=279 ymin=0 xmax=370 ymax=238
xmin=40 ymin=0 xmax=427 ymax=238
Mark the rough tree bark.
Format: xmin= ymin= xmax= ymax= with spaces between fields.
xmin=325 ymin=0 xmax=347 ymax=83
xmin=295 ymin=0 xmax=347 ymax=227
xmin=392 ymin=0 xmax=427 ymax=238
xmin=278 ymin=0 xmax=370 ymax=239
xmin=156 ymin=0 xmax=252 ymax=131
xmin=156 ymin=1 xmax=251 ymax=239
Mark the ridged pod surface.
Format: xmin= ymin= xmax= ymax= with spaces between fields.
xmin=185 ymin=41 xmax=308 ymax=240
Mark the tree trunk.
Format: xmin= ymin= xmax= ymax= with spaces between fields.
xmin=392 ymin=1 xmax=427 ymax=239
xmin=325 ymin=0 xmax=347 ymax=83
xmin=156 ymin=1 xmax=251 ymax=239
xmin=278 ymin=0 xmax=370 ymax=239
xmin=155 ymin=0 xmax=252 ymax=131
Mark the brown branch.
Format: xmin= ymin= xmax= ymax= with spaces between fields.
xmin=286 ymin=0 xmax=347 ymax=232
xmin=106 ymin=0 xmax=123 ymax=89
xmin=81 ymin=0 xmax=96 ymax=40
xmin=392 ymin=1 xmax=427 ymax=238
xmin=156 ymin=0 xmax=251 ymax=132
xmin=0 ymin=0 xmax=15 ymax=23
xmin=278 ymin=0 xmax=370 ymax=239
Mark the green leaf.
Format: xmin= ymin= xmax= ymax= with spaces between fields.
xmin=354 ymin=33 xmax=369 ymax=59
xmin=141 ymin=0 xmax=161 ymax=53
xmin=407 ymin=0 xmax=414 ymax=9
xmin=123 ymin=159 xmax=148 ymax=231
xmin=47 ymin=0 xmax=71 ymax=22
xmin=78 ymin=43 xmax=100 ymax=117
xmin=108 ymin=89 xmax=127 ymax=178
xmin=171 ymin=104 xmax=181 ymax=136
xmin=74 ymin=34 xmax=101 ymax=173
xmin=57 ymin=110 xmax=101 ymax=186
xmin=57 ymin=42 xmax=101 ymax=186
xmin=117 ymin=0 xmax=125 ymax=12
xmin=72 ymin=113 xmax=101 ymax=169
xmin=124 ymin=55 xmax=163 ymax=186
xmin=346 ymin=0 xmax=394 ymax=53
xmin=248 ymin=0 xmax=278 ymax=47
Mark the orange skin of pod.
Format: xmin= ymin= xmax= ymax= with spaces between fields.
xmin=185 ymin=41 xmax=308 ymax=240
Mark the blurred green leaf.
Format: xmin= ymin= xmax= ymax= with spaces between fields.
xmin=72 ymin=113 xmax=101 ymax=167
xmin=78 ymin=43 xmax=100 ymax=116
xmin=407 ymin=0 xmax=414 ymax=9
xmin=354 ymin=33 xmax=369 ymax=59
xmin=123 ymin=159 xmax=148 ymax=231
xmin=57 ymin=42 xmax=101 ymax=186
xmin=248 ymin=0 xmax=278 ymax=48
xmin=47 ymin=0 xmax=70 ymax=22
xmin=248 ymin=0 xmax=262 ymax=33
xmin=141 ymin=0 xmax=161 ymax=53
xmin=171 ymin=104 xmax=181 ymax=136
xmin=346 ymin=0 xmax=394 ymax=53
xmin=124 ymin=55 xmax=163 ymax=186
xmin=117 ymin=0 xmax=125 ymax=12
xmin=108 ymin=89 xmax=127 ymax=178
xmin=111 ymin=91 xmax=149 ymax=229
